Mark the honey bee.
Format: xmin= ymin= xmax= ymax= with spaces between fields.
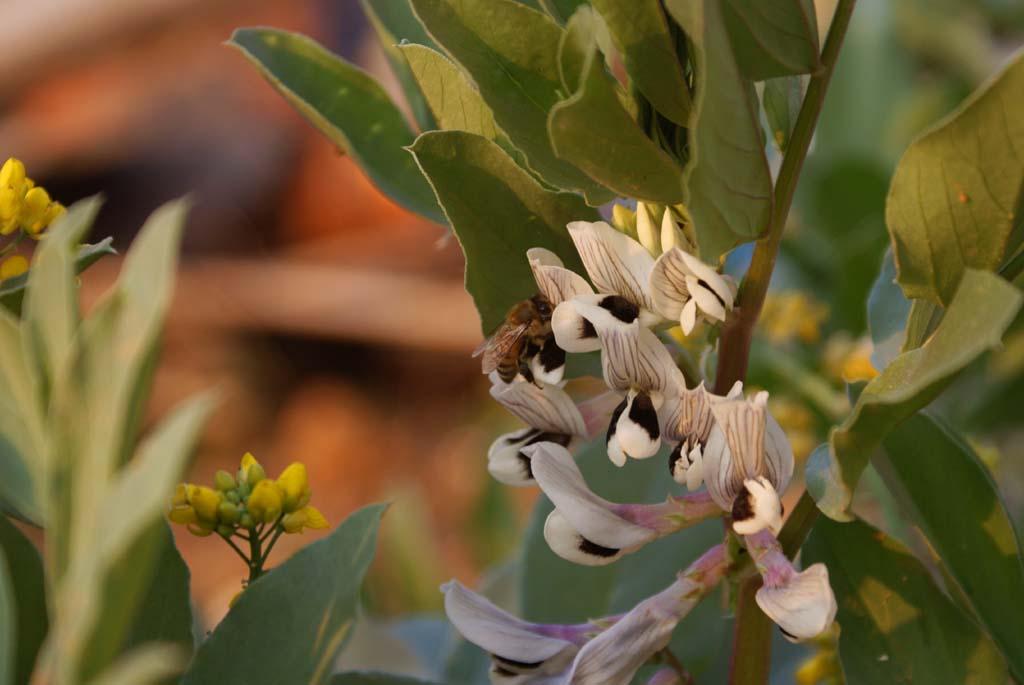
xmin=474 ymin=294 xmax=556 ymax=384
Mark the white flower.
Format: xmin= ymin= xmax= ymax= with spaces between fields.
xmin=606 ymin=389 xmax=662 ymax=466
xmin=488 ymin=374 xmax=587 ymax=486
xmin=528 ymin=442 xmax=719 ymax=566
xmin=649 ymin=245 xmax=737 ymax=335
xmin=662 ymin=380 xmax=743 ymax=489
xmin=701 ymin=391 xmax=794 ymax=536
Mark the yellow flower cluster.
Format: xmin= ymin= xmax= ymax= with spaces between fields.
xmin=760 ymin=291 xmax=830 ymax=345
xmin=169 ymin=452 xmax=328 ymax=538
xmin=0 ymin=158 xmax=66 ymax=280
xmin=822 ymin=332 xmax=878 ymax=383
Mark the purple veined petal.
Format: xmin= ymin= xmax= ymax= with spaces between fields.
xmin=755 ymin=564 xmax=837 ymax=643
xmin=567 ymin=220 xmax=656 ymax=312
xmin=552 ymin=296 xmax=604 ymax=353
xmin=543 ymin=509 xmax=628 ymax=566
xmin=528 ymin=247 xmax=594 ymax=306
xmin=686 ymin=274 xmax=727 ymax=323
xmin=490 ymin=375 xmax=588 ymax=438
xmin=487 ymin=429 xmax=575 ymax=487
xmin=704 ymin=392 xmax=768 ymax=508
xmin=649 ymin=247 xmax=694 ymax=322
xmin=676 ymin=249 xmax=735 ymax=310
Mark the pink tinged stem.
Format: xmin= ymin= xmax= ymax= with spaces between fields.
xmin=744 ymin=529 xmax=796 ymax=588
xmin=613 ymin=490 xmax=723 ymax=535
xmin=533 ymin=617 xmax=621 ymax=645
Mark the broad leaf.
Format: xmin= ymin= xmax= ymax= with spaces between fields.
xmin=867 ymin=248 xmax=911 ymax=371
xmin=807 ymin=269 xmax=1022 ymax=520
xmin=409 ymin=131 xmax=596 ymax=333
xmin=721 ymin=0 xmax=820 ymax=80
xmin=332 ymin=674 xmax=441 ymax=685
xmin=520 ymin=442 xmax=729 ymax=679
xmin=359 ymin=0 xmax=439 ymax=132
xmin=880 ymin=413 xmax=1024 ymax=680
xmin=184 ymin=504 xmax=387 ymax=685
xmin=664 ymin=0 xmax=773 ymax=260
xmin=762 ymin=76 xmax=803 ymax=152
xmin=410 ymin=0 xmax=613 ymax=204
xmin=538 ymin=0 xmax=588 ymax=24
xmin=588 ymin=0 xmax=692 ymax=126
xmin=0 ymin=515 xmax=47 ymax=685
xmin=803 ymin=518 xmax=1007 ymax=684
xmin=0 ymin=238 xmax=115 ymax=316
xmin=548 ymin=7 xmax=686 ymax=204
xmin=886 ymin=50 xmax=1024 ymax=305
xmin=228 ymin=28 xmax=445 ymax=224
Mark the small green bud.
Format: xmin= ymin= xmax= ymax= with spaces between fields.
xmin=217 ymin=524 xmax=234 ymax=537
xmin=247 ymin=462 xmax=266 ymax=485
xmin=226 ymin=489 xmax=241 ymax=504
xmin=239 ymin=513 xmax=254 ymax=530
xmin=237 ymin=481 xmax=251 ymax=498
xmin=218 ymin=500 xmax=239 ymax=524
xmin=214 ymin=470 xmax=237 ymax=492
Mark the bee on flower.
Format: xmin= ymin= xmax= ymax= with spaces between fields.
xmin=168 ymin=452 xmax=329 ymax=587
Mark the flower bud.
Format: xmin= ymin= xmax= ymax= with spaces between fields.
xmin=217 ymin=524 xmax=234 ymax=537
xmin=0 ymin=255 xmax=28 ymax=280
xmin=281 ymin=505 xmax=329 ymax=534
xmin=247 ymin=462 xmax=267 ymax=486
xmin=276 ymin=462 xmax=311 ymax=512
xmin=636 ymin=202 xmax=659 ymax=256
xmin=239 ymin=512 xmax=254 ymax=530
xmin=247 ymin=480 xmax=283 ymax=523
xmin=226 ymin=489 xmax=241 ymax=504
xmin=217 ymin=500 xmax=239 ymax=524
xmin=214 ymin=470 xmax=237 ymax=492
xmin=189 ymin=485 xmax=222 ymax=524
xmin=168 ymin=484 xmax=197 ymax=525
xmin=188 ymin=521 xmax=216 ymax=537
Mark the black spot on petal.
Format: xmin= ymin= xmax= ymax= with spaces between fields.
xmin=579 ymin=537 xmax=620 ymax=557
xmin=732 ymin=487 xmax=755 ymax=523
xmin=668 ymin=443 xmax=684 ymax=476
xmin=607 ymin=398 xmax=628 ymax=443
xmin=580 ymin=317 xmax=598 ymax=339
xmin=515 ymin=451 xmax=535 ymax=480
xmin=538 ymin=335 xmax=566 ymax=372
xmin=697 ymin=279 xmax=727 ymax=309
xmin=493 ymin=655 xmax=544 ymax=671
xmin=598 ymin=295 xmax=639 ymax=323
xmin=779 ymin=627 xmax=798 ymax=641
xmin=628 ymin=392 xmax=660 ymax=441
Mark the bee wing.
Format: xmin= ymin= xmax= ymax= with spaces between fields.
xmin=476 ymin=322 xmax=531 ymax=373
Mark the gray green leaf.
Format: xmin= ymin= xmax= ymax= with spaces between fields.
xmin=886 ymin=50 xmax=1024 ymax=305
xmin=664 ymin=0 xmax=773 ymax=260
xmin=183 ymin=504 xmax=387 ymax=685
xmin=720 ymin=0 xmax=820 ymax=80
xmin=410 ymin=0 xmax=613 ymax=204
xmin=880 ymin=413 xmax=1024 ymax=680
xmin=762 ymin=75 xmax=803 ymax=152
xmin=803 ymin=517 xmax=1007 ymax=684
xmin=807 ymin=269 xmax=1022 ymax=520
xmin=228 ymin=28 xmax=445 ymax=224
xmin=409 ymin=131 xmax=596 ymax=333
xmin=0 ymin=515 xmax=47 ymax=685
xmin=548 ymin=7 xmax=685 ymax=204
xmin=0 ymin=238 xmax=115 ymax=317
xmin=866 ymin=248 xmax=911 ymax=371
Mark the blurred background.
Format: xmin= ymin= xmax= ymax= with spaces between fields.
xmin=2 ymin=0 xmax=1023 ymax=674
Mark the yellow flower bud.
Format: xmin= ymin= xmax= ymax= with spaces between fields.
xmin=240 ymin=451 xmax=258 ymax=470
xmin=0 ymin=158 xmax=26 ymax=192
xmin=247 ymin=462 xmax=266 ymax=485
xmin=635 ymin=202 xmax=659 ymax=256
xmin=247 ymin=480 xmax=283 ymax=523
xmin=611 ymin=203 xmax=637 ymax=238
xmin=168 ymin=483 xmax=196 ymax=525
xmin=188 ymin=521 xmax=216 ymax=537
xmin=21 ymin=186 xmax=52 ymax=234
xmin=214 ymin=470 xmax=237 ymax=492
xmin=276 ymin=462 xmax=311 ymax=512
xmin=189 ymin=485 xmax=222 ymax=524
xmin=1 ymin=255 xmax=28 ymax=280
xmin=281 ymin=505 xmax=329 ymax=534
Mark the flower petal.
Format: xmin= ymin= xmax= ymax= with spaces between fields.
xmin=543 ymin=510 xmax=626 ymax=566
xmin=704 ymin=392 xmax=768 ymax=505
xmin=614 ymin=390 xmax=660 ymax=460
xmin=649 ymin=247 xmax=693 ymax=321
xmin=528 ymin=247 xmax=594 ymax=306
xmin=680 ymin=299 xmax=698 ymax=335
xmin=577 ymin=390 xmax=626 ymax=440
xmin=687 ymin=274 xmax=727 ymax=323
xmin=731 ymin=477 xmax=783 ymax=536
xmin=527 ymin=441 xmax=656 ymax=550
xmin=677 ymin=250 xmax=735 ymax=309
xmin=636 ymin=203 xmax=660 ymax=256
xmin=685 ymin=447 xmax=705 ymax=492
xmin=490 ymin=376 xmax=587 ymax=437
xmin=755 ymin=564 xmax=838 ymax=642
xmin=552 ymin=297 xmax=603 ymax=353
xmin=531 ymin=336 xmax=567 ymax=386
xmin=567 ymin=220 xmax=655 ymax=311
xmin=489 ymin=429 xmax=574 ymax=487
xmin=660 ymin=210 xmax=687 ymax=255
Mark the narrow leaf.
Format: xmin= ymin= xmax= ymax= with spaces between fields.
xmin=803 ymin=518 xmax=1007 ymax=684
xmin=0 ymin=238 xmax=115 ymax=317
xmin=183 ymin=504 xmax=387 ymax=685
xmin=887 ymin=50 xmax=1024 ymax=305
xmin=409 ymin=131 xmax=596 ymax=333
xmin=881 ymin=413 xmax=1024 ymax=680
xmin=0 ymin=515 xmax=47 ymax=685
xmin=228 ymin=28 xmax=445 ymax=224
xmin=807 ymin=269 xmax=1022 ymax=520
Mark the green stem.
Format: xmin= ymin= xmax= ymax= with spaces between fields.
xmin=222 ymin=534 xmax=251 ymax=565
xmin=262 ymin=526 xmax=285 ymax=561
xmin=719 ymin=2 xmax=857 ymax=683
xmin=247 ymin=525 xmax=263 ymax=584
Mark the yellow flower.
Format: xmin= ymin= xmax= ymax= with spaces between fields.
xmin=822 ymin=333 xmax=878 ymax=383
xmin=168 ymin=483 xmax=197 ymax=525
xmin=247 ymin=479 xmax=284 ymax=523
xmin=0 ymin=255 xmax=28 ymax=280
xmin=239 ymin=451 xmax=266 ymax=485
xmin=0 ymin=158 xmax=27 ymax=235
xmin=189 ymin=485 xmax=222 ymax=524
xmin=760 ymin=291 xmax=830 ymax=344
xmin=276 ymin=462 xmax=311 ymax=512
xmin=281 ymin=505 xmax=329 ymax=534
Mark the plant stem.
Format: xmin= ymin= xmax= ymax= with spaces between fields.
xmin=661 ymin=647 xmax=697 ymax=685
xmin=222 ymin=534 xmax=251 ymax=565
xmin=719 ymin=2 xmax=857 ymax=683
xmin=247 ymin=525 xmax=263 ymax=584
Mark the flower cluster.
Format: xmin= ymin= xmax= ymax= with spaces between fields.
xmin=169 ymin=452 xmax=328 ymax=584
xmin=450 ymin=203 xmax=837 ymax=683
xmin=0 ymin=158 xmax=66 ymax=280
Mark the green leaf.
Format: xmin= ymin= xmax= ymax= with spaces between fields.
xmin=359 ymin=0 xmax=439 ymax=132
xmin=0 ymin=546 xmax=12 ymax=685
xmin=664 ymin=0 xmax=773 ymax=260
xmin=0 ymin=238 xmax=115 ymax=317
xmin=588 ymin=0 xmax=692 ymax=126
xmin=87 ymin=645 xmax=187 ymax=685
xmin=410 ymin=0 xmax=613 ymax=204
xmin=409 ymin=131 xmax=596 ymax=333
xmin=803 ymin=517 xmax=1007 ymax=684
xmin=547 ymin=7 xmax=685 ymax=204
xmin=807 ymin=269 xmax=1022 ymax=520
xmin=183 ymin=504 xmax=387 ymax=685
xmin=720 ymin=0 xmax=820 ymax=80
xmin=866 ymin=248 xmax=911 ymax=371
xmin=886 ymin=50 xmax=1024 ymax=305
xmin=398 ymin=44 xmax=499 ymax=141
xmin=520 ymin=443 xmax=729 ymax=679
xmin=228 ymin=28 xmax=445 ymax=224
xmin=538 ymin=0 xmax=588 ymax=24
xmin=762 ymin=76 xmax=803 ymax=152
xmin=0 ymin=515 xmax=47 ymax=685
xmin=880 ymin=413 xmax=1024 ymax=680
xmin=331 ymin=674 xmax=440 ymax=685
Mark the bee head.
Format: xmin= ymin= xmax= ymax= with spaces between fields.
xmin=530 ymin=294 xmax=552 ymax=321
